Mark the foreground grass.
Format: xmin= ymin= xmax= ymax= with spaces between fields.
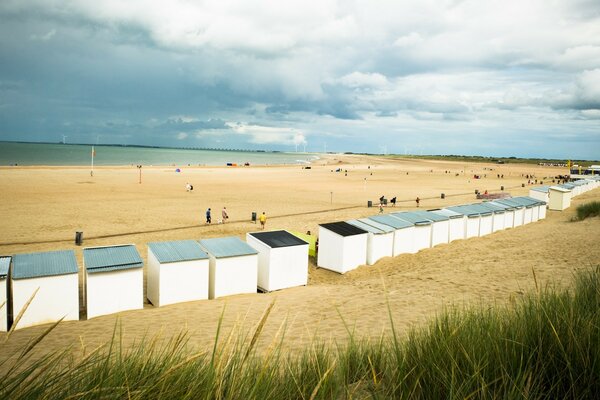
xmin=575 ymin=201 xmax=600 ymax=221
xmin=2 ymin=267 xmax=599 ymax=399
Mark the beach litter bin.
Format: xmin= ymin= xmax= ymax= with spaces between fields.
xmin=252 ymin=212 xmax=257 ymax=223
xmin=475 ymin=189 xmax=479 ymax=195
xmin=501 ymin=186 xmax=504 ymax=191
xmin=75 ymin=231 xmax=83 ymax=246
xmin=383 ymin=198 xmax=388 ymax=205
xmin=522 ymin=183 xmax=525 ymax=187
xmin=367 ymin=200 xmax=373 ymax=208
xmin=441 ymin=193 xmax=445 ymax=199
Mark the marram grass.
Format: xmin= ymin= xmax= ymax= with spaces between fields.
xmin=1 ymin=267 xmax=599 ymax=399
xmin=575 ymin=201 xmax=600 ymax=221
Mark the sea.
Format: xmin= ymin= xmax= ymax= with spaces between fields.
xmin=0 ymin=142 xmax=319 ymax=166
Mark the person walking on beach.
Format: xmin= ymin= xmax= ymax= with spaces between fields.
xmin=416 ymin=196 xmax=420 ymax=207
xmin=390 ymin=197 xmax=397 ymax=207
xmin=205 ymin=208 xmax=212 ymax=224
xmin=379 ymin=203 xmax=384 ymax=213
xmin=259 ymin=211 xmax=267 ymax=230
xmin=221 ymin=207 xmax=229 ymax=223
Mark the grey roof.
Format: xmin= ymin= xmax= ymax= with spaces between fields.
xmin=463 ymin=204 xmax=493 ymax=216
xmin=248 ymin=230 xmax=308 ymax=248
xmin=0 ymin=256 xmax=10 ymax=279
xmin=430 ymin=208 xmax=464 ymax=219
xmin=495 ymin=198 xmax=524 ymax=209
xmin=472 ymin=202 xmax=504 ymax=214
xmin=148 ymin=240 xmax=208 ymax=263
xmin=12 ymin=250 xmax=78 ymax=280
xmin=487 ymin=201 xmax=515 ymax=211
xmin=355 ymin=218 xmax=395 ymax=233
xmin=199 ymin=237 xmax=258 ymax=258
xmin=347 ymin=219 xmax=388 ymax=234
xmin=506 ymin=197 xmax=535 ymax=208
xmin=560 ymin=183 xmax=575 ymax=189
xmin=84 ymin=245 xmax=143 ymax=274
xmin=410 ymin=210 xmax=450 ymax=222
xmin=367 ymin=214 xmax=413 ymax=229
xmin=446 ymin=205 xmax=484 ymax=218
xmin=530 ymin=186 xmax=550 ymax=193
xmin=391 ymin=212 xmax=432 ymax=226
xmin=512 ymin=196 xmax=545 ymax=206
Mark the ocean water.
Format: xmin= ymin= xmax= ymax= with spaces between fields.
xmin=0 ymin=142 xmax=318 ymax=166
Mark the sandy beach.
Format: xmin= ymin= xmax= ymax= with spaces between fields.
xmin=1 ymin=155 xmax=598 ymax=365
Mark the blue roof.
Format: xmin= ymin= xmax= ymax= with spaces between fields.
xmin=0 ymin=256 xmax=10 ymax=279
xmin=391 ymin=212 xmax=432 ymax=226
xmin=199 ymin=237 xmax=258 ymax=258
xmin=367 ymin=214 xmax=413 ymax=229
xmin=478 ymin=202 xmax=506 ymax=213
xmin=488 ymin=201 xmax=515 ymax=211
xmin=446 ymin=205 xmax=484 ymax=218
xmin=12 ymin=250 xmax=78 ymax=280
xmin=504 ymin=197 xmax=535 ymax=208
xmin=467 ymin=203 xmax=499 ymax=215
xmin=512 ymin=196 xmax=545 ymax=206
xmin=560 ymin=183 xmax=575 ymax=189
xmin=411 ymin=210 xmax=450 ymax=222
xmin=550 ymin=186 xmax=571 ymax=193
xmin=148 ymin=240 xmax=208 ymax=263
xmin=84 ymin=245 xmax=143 ymax=274
xmin=347 ymin=219 xmax=387 ymax=234
xmin=495 ymin=198 xmax=524 ymax=209
xmin=530 ymin=186 xmax=549 ymax=193
xmin=355 ymin=218 xmax=395 ymax=233
xmin=430 ymin=208 xmax=463 ymax=219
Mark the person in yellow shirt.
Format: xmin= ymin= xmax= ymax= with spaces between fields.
xmin=259 ymin=211 xmax=267 ymax=230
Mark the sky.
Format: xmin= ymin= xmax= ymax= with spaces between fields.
xmin=0 ymin=1 xmax=599 ymax=159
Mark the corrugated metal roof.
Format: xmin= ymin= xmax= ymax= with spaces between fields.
xmin=320 ymin=221 xmax=367 ymax=237
xmin=347 ymin=219 xmax=386 ymax=234
xmin=513 ymin=196 xmax=545 ymax=206
xmin=447 ymin=205 xmax=484 ymax=217
xmin=148 ymin=240 xmax=208 ymax=263
xmin=12 ymin=250 xmax=78 ymax=280
xmin=506 ymin=197 xmax=535 ymax=208
xmin=466 ymin=203 xmax=496 ymax=216
xmin=550 ymin=186 xmax=571 ymax=193
xmin=411 ymin=210 xmax=450 ymax=222
xmin=478 ymin=202 xmax=506 ymax=213
xmin=368 ymin=214 xmax=413 ymax=229
xmin=487 ymin=201 xmax=515 ymax=211
xmin=530 ymin=186 xmax=550 ymax=193
xmin=0 ymin=256 xmax=10 ymax=279
xmin=355 ymin=218 xmax=395 ymax=233
xmin=199 ymin=237 xmax=258 ymax=258
xmin=430 ymin=208 xmax=463 ymax=219
xmin=391 ymin=212 xmax=432 ymax=226
xmin=495 ymin=198 xmax=524 ymax=209
xmin=84 ymin=245 xmax=143 ymax=274
xmin=249 ymin=230 xmax=308 ymax=248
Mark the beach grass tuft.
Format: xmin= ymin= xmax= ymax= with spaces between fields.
xmin=1 ymin=266 xmax=599 ymax=399
xmin=574 ymin=201 xmax=600 ymax=221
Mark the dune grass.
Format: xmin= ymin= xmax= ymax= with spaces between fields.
xmin=1 ymin=266 xmax=599 ymax=399
xmin=575 ymin=201 xmax=600 ymax=221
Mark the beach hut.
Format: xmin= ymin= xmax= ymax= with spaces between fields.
xmin=529 ymin=186 xmax=550 ymax=204
xmin=11 ymin=250 xmax=79 ymax=330
xmin=464 ymin=204 xmax=494 ymax=236
xmin=410 ymin=210 xmax=450 ymax=247
xmin=390 ymin=212 xmax=433 ymax=251
xmin=430 ymin=208 xmax=465 ymax=242
xmin=198 ymin=237 xmax=258 ymax=299
xmin=511 ymin=197 xmax=545 ymax=222
xmin=505 ymin=198 xmax=534 ymax=224
xmin=368 ymin=215 xmax=415 ymax=256
xmin=147 ymin=240 xmax=209 ymax=307
xmin=446 ymin=205 xmax=482 ymax=238
xmin=246 ymin=230 xmax=309 ymax=292
xmin=477 ymin=202 xmax=506 ymax=232
xmin=488 ymin=201 xmax=516 ymax=229
xmin=83 ymin=245 xmax=143 ymax=319
xmin=347 ymin=219 xmax=394 ymax=265
xmin=548 ymin=186 xmax=572 ymax=211
xmin=0 ymin=256 xmax=10 ymax=332
xmin=317 ymin=222 xmax=368 ymax=274
xmin=495 ymin=199 xmax=525 ymax=227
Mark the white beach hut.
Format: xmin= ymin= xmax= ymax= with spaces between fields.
xmin=0 ymin=256 xmax=10 ymax=332
xmin=495 ymin=199 xmax=525 ymax=227
xmin=512 ymin=197 xmax=544 ymax=222
xmin=507 ymin=198 xmax=534 ymax=224
xmin=246 ymin=230 xmax=309 ymax=292
xmin=347 ymin=219 xmax=394 ymax=265
xmin=11 ymin=250 xmax=79 ymax=330
xmin=477 ymin=202 xmax=506 ymax=232
xmin=410 ymin=210 xmax=450 ymax=247
xmin=430 ymin=208 xmax=465 ymax=242
xmin=198 ymin=237 xmax=258 ymax=299
xmin=317 ymin=222 xmax=368 ymax=274
xmin=466 ymin=204 xmax=494 ymax=236
xmin=390 ymin=212 xmax=433 ymax=252
xmin=147 ymin=240 xmax=209 ymax=307
xmin=83 ymin=245 xmax=143 ymax=319
xmin=529 ymin=186 xmax=550 ymax=204
xmin=368 ymin=215 xmax=415 ymax=256
xmin=488 ymin=201 xmax=516 ymax=229
xmin=548 ymin=186 xmax=572 ymax=210
xmin=446 ymin=205 xmax=482 ymax=239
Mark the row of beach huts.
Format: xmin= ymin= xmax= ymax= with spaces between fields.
xmin=1 ymin=177 xmax=598 ymax=332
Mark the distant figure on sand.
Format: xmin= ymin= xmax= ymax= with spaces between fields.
xmin=186 ymin=182 xmax=193 ymax=192
xmin=206 ymin=208 xmax=212 ymax=224
xmin=221 ymin=207 xmax=229 ymax=223
xmin=259 ymin=212 xmax=267 ymax=229
xmin=416 ymin=197 xmax=420 ymax=207
xmin=390 ymin=197 xmax=396 ymax=207
xmin=379 ymin=203 xmax=384 ymax=213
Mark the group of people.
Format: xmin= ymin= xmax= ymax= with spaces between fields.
xmin=204 ymin=207 xmax=268 ymax=229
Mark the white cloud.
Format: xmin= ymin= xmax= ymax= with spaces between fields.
xmin=177 ymin=132 xmax=188 ymax=140
xmin=227 ymin=122 xmax=306 ymax=145
xmin=30 ymin=28 xmax=55 ymax=41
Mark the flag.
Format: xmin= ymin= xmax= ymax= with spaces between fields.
xmin=92 ymin=146 xmax=96 ymax=157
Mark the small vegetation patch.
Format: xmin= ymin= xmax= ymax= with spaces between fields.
xmin=575 ymin=201 xmax=600 ymax=221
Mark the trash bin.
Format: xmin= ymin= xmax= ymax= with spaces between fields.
xmin=383 ymin=198 xmax=388 ymax=205
xmin=75 ymin=231 xmax=83 ymax=246
xmin=251 ymin=212 xmax=257 ymax=222
xmin=367 ymin=200 xmax=373 ymax=208
xmin=441 ymin=193 xmax=445 ymax=199
xmin=475 ymin=189 xmax=479 ymax=195
xmin=522 ymin=183 xmax=525 ymax=187
xmin=501 ymin=186 xmax=504 ymax=191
